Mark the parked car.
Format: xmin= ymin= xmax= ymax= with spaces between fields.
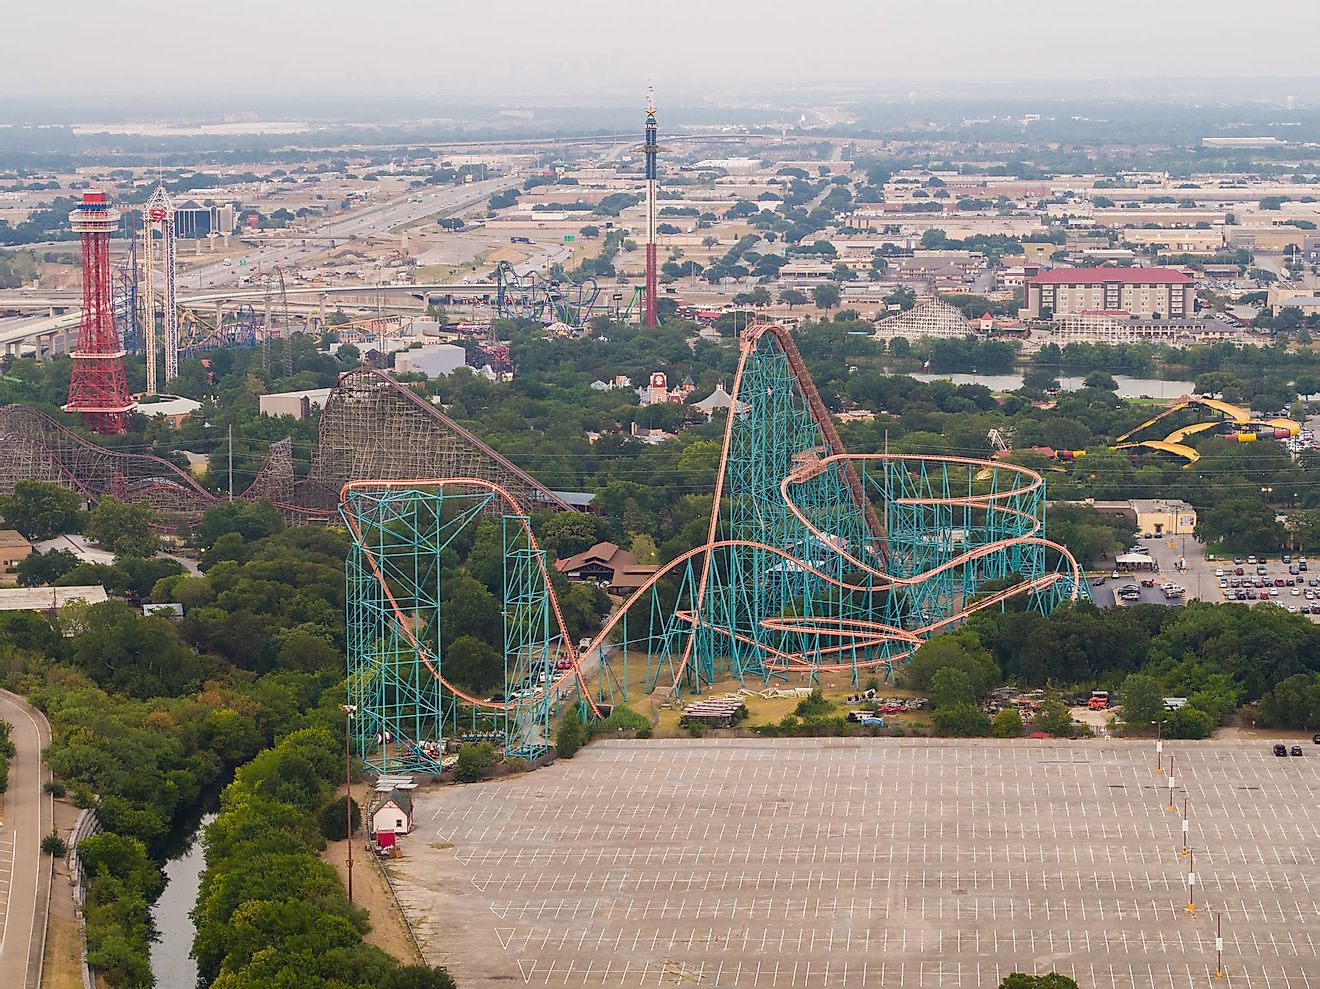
xmin=1291 ymin=745 xmax=1303 ymax=756
xmin=1273 ymin=743 xmax=1288 ymax=757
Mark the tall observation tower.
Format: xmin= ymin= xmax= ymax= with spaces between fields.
xmin=64 ymin=192 xmax=135 ymax=433
xmin=642 ymin=87 xmax=660 ymax=328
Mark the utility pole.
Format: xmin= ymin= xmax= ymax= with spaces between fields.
xmin=1154 ymin=718 xmax=1163 ymax=773
xmin=227 ymin=424 xmax=233 ymax=501
xmin=1167 ymin=752 xmax=1176 ymax=810
xmin=342 ymin=703 xmax=357 ymax=903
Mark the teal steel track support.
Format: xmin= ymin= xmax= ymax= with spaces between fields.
xmin=502 ymin=515 xmax=553 ymax=760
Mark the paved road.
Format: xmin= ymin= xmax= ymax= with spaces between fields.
xmin=0 ymin=690 xmax=52 ymax=989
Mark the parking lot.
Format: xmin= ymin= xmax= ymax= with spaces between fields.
xmin=392 ymin=739 xmax=1320 ymax=988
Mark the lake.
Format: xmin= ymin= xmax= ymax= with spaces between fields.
xmin=149 ymin=812 xmax=216 ymax=987
xmin=903 ymin=371 xmax=1198 ymax=399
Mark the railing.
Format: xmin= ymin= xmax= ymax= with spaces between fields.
xmin=66 ymin=804 xmax=103 ymax=989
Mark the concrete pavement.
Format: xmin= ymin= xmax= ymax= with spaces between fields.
xmin=0 ymin=689 xmax=52 ymax=989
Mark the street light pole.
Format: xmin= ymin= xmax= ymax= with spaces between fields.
xmin=342 ymin=703 xmax=357 ymax=903
xmin=1154 ymin=719 xmax=1163 ymax=773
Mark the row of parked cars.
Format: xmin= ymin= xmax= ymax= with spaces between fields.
xmin=1217 ymin=556 xmax=1319 ymax=614
xmin=1273 ymin=739 xmax=1319 ymax=757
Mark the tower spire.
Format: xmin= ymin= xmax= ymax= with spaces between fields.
xmin=643 ymin=84 xmax=659 ymax=328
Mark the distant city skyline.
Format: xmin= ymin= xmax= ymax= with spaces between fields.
xmin=12 ymin=0 xmax=1320 ymax=103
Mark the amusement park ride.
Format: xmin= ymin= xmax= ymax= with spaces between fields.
xmin=1113 ymin=396 xmax=1300 ymax=464
xmin=339 ymin=322 xmax=1088 ymax=774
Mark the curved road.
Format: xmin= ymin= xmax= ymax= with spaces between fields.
xmin=0 ymin=689 xmax=52 ymax=989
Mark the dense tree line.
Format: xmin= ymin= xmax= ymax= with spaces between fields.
xmin=904 ymin=597 xmax=1320 ymax=738
xmin=193 ymin=727 xmax=456 ymax=988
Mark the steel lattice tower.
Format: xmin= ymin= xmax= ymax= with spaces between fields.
xmin=141 ymin=186 xmax=179 ymax=394
xmin=64 ymin=192 xmax=135 ymax=434
xmin=642 ymin=88 xmax=659 ymax=328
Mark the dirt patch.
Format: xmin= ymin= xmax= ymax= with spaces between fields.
xmin=321 ymin=836 xmax=422 ymax=965
xmin=42 ymin=798 xmax=85 ymax=989
xmin=41 ymin=913 xmax=82 ymax=989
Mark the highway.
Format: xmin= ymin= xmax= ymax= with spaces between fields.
xmin=181 ymin=175 xmax=518 ymax=291
xmin=0 ymin=177 xmax=522 ymax=354
xmin=0 ymin=689 xmax=52 ymax=989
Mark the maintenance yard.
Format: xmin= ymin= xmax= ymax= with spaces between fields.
xmin=392 ymin=739 xmax=1320 ymax=988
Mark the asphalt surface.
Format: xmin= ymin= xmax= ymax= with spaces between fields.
xmin=394 ymin=738 xmax=1320 ymax=988
xmin=0 ymin=689 xmax=52 ymax=989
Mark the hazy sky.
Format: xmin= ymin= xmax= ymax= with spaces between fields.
xmin=15 ymin=0 xmax=1320 ymax=103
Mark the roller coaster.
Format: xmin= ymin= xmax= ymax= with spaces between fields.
xmin=493 ymin=260 xmax=601 ymax=326
xmin=1114 ymin=396 xmax=1301 ymax=464
xmin=341 ymin=322 xmax=1088 ymax=773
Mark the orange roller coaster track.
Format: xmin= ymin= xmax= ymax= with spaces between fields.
xmin=341 ymin=322 xmax=1086 ymax=771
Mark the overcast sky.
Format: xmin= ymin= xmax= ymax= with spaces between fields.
xmin=15 ymin=0 xmax=1320 ymax=103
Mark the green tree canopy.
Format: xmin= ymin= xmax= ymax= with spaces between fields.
xmin=0 ymin=479 xmax=84 ymax=540
xmin=84 ymin=497 xmax=159 ymax=558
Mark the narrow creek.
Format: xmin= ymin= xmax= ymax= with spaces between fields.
xmin=148 ymin=811 xmax=216 ymax=987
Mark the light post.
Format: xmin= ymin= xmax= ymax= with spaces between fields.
xmin=1167 ymin=752 xmax=1177 ymax=811
xmin=1153 ymin=719 xmax=1163 ymax=773
xmin=1215 ymin=912 xmax=1225 ymax=977
xmin=341 ymin=703 xmax=357 ymax=903
xmin=1186 ymin=846 xmax=1197 ymax=914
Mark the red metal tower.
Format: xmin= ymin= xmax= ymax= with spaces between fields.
xmin=65 ymin=192 xmax=135 ymax=434
xmin=643 ymin=90 xmax=659 ymax=328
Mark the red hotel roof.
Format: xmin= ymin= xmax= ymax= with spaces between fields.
xmin=1027 ymin=267 xmax=1192 ymax=285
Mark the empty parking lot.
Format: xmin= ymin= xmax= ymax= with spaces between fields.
xmin=391 ymin=739 xmax=1320 ymax=988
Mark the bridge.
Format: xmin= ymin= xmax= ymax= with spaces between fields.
xmin=0 ymin=281 xmax=508 ymax=359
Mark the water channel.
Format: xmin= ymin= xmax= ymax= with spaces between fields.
xmin=149 ymin=812 xmax=216 ymax=987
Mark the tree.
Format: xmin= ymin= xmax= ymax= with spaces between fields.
xmin=1119 ymin=672 xmax=1165 ymax=733
xmin=15 ymin=548 xmax=80 ymax=587
xmin=929 ymin=667 xmax=977 ymax=709
xmin=453 ymin=742 xmax=496 ymax=782
xmin=539 ymin=512 xmax=601 ymax=559
xmin=1163 ymin=705 xmax=1215 ymax=739
xmin=1195 ymin=497 xmax=1285 ymax=554
xmin=991 ymin=707 xmax=1024 ymax=738
xmin=779 ymin=288 xmax=808 ymax=309
xmin=931 ymin=703 xmax=991 ymax=737
xmin=442 ymin=576 xmax=501 ymax=648
xmin=999 ymin=975 xmax=1079 ymax=989
xmin=381 ymin=966 xmax=459 ymax=989
xmin=904 ymin=632 xmax=1001 ymax=696
xmin=0 ymin=479 xmax=84 ymax=540
xmin=1083 ymin=371 xmax=1118 ymax=391
xmin=317 ymin=796 xmax=361 ymax=841
xmin=555 ymin=712 xmax=589 ymax=758
xmin=629 ymin=534 xmax=659 ymax=565
xmin=444 ymin=636 xmax=502 ymax=694
xmin=84 ymin=497 xmax=159 ymax=558
xmin=196 ymin=500 xmax=284 ymax=550
xmin=812 ymin=282 xmax=842 ymax=310
xmin=1259 ymin=673 xmax=1320 ymax=728
xmin=1032 ymin=693 xmax=1074 ymax=737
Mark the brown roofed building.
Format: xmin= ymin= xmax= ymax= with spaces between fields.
xmin=0 ymin=530 xmax=32 ymax=580
xmin=1024 ymin=266 xmax=1194 ymax=319
xmin=555 ymin=541 xmax=658 ymax=594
